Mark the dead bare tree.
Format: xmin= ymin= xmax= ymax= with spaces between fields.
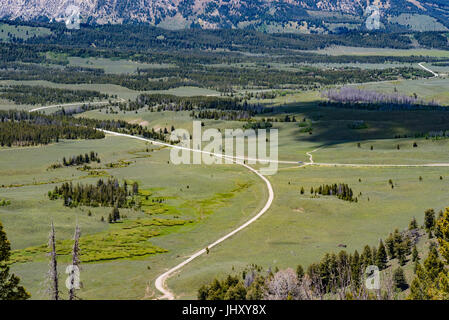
xmin=68 ymin=224 xmax=81 ymax=300
xmin=335 ymin=259 xmax=351 ymax=300
xmin=299 ymin=274 xmax=313 ymax=300
xmin=47 ymin=221 xmax=59 ymax=300
xmin=264 ymin=268 xmax=301 ymax=300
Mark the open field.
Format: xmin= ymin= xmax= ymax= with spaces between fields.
xmin=2 ymin=134 xmax=265 ymax=299
xmin=312 ymin=138 xmax=449 ymax=165
xmin=167 ymin=164 xmax=449 ymax=298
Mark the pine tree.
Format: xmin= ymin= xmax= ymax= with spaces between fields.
xmin=371 ymin=246 xmax=377 ymax=262
xmin=351 ymin=250 xmax=361 ymax=289
xmin=132 ymin=182 xmax=139 ymax=195
xmin=296 ymin=265 xmax=304 ymax=284
xmin=436 ymin=208 xmax=449 ymax=263
xmin=393 ymin=229 xmax=403 ymax=248
xmin=393 ymin=267 xmax=408 ymax=291
xmin=409 ymin=217 xmax=418 ymax=230
xmin=376 ymin=240 xmax=388 ymax=270
xmin=409 ymin=245 xmax=447 ymax=299
xmin=385 ymin=233 xmax=395 ymax=259
xmin=424 ymin=246 xmax=445 ymax=281
xmin=112 ymin=206 xmax=120 ymax=222
xmin=412 ymin=245 xmax=419 ymax=262
xmin=361 ymin=245 xmax=373 ymax=268
xmin=409 ymin=263 xmax=428 ymax=300
xmin=424 ymin=209 xmax=435 ymax=238
xmin=396 ymin=242 xmax=407 ymax=266
xmin=0 ymin=220 xmax=30 ymax=300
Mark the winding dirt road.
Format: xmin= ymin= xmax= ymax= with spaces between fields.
xmin=98 ymin=130 xmax=276 ymax=300
xmin=99 ymin=130 xmax=449 ymax=299
xmin=154 ymin=162 xmax=274 ymax=300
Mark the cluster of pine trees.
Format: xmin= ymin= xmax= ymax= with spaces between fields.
xmin=61 ymin=151 xmax=100 ymax=167
xmin=133 ymin=94 xmax=243 ymax=111
xmin=302 ymin=183 xmax=355 ymax=202
xmin=243 ymin=121 xmax=273 ymax=130
xmin=189 ymin=101 xmax=272 ymax=122
xmin=48 ymin=179 xmax=139 ymax=208
xmin=409 ymin=208 xmax=449 ymax=299
xmin=384 ymin=227 xmax=415 ymax=266
xmin=191 ymin=110 xmax=253 ymax=121
xmin=108 ymin=206 xmax=121 ymax=223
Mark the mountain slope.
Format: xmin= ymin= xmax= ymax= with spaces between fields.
xmin=0 ymin=0 xmax=448 ymax=32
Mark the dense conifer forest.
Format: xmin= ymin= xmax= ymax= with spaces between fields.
xmin=0 ymin=85 xmax=108 ymax=105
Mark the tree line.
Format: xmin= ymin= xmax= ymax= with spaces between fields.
xmin=0 ymin=85 xmax=108 ymax=106
xmin=0 ymin=109 xmax=176 ymax=148
xmin=57 ymin=151 xmax=100 ymax=168
xmin=21 ymin=21 xmax=420 ymax=53
xmin=48 ymin=178 xmax=139 ymax=208
xmin=1 ymin=57 xmax=431 ymax=93
xmin=0 ymin=110 xmax=104 ymax=147
xmin=2 ymin=41 xmax=448 ymax=71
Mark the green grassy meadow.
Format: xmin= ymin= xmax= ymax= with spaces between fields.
xmin=1 ymin=47 xmax=449 ymax=300
xmin=2 ymin=134 xmax=266 ymax=299
xmin=168 ymin=165 xmax=449 ymax=298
